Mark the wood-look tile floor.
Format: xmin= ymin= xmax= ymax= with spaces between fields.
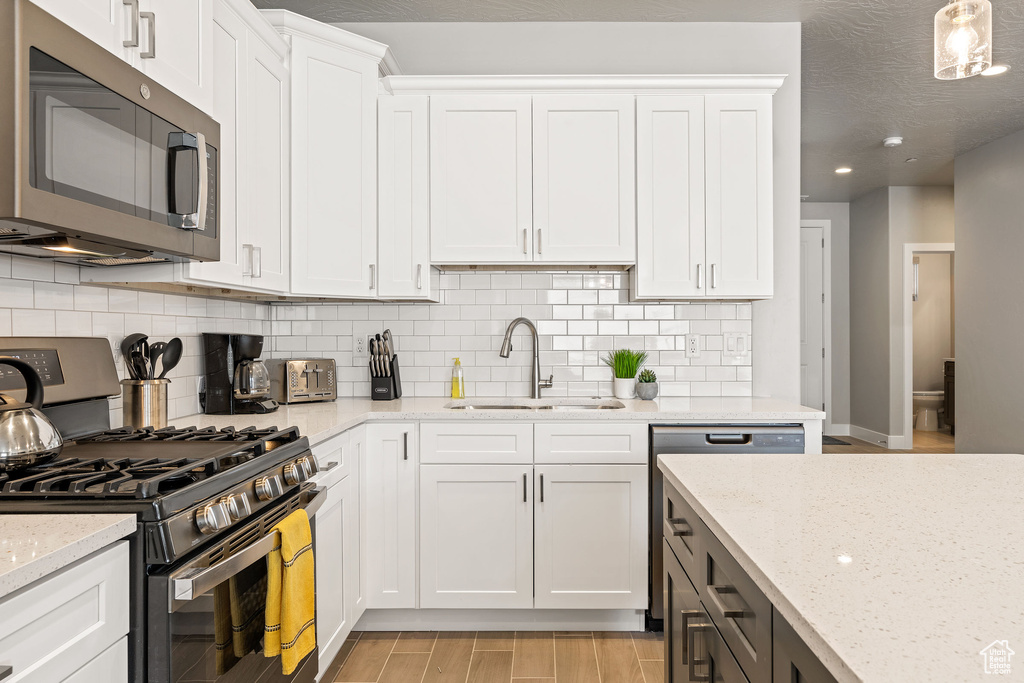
xmin=823 ymin=429 xmax=955 ymax=454
xmin=323 ymin=631 xmax=664 ymax=683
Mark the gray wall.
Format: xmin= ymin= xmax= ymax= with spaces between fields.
xmin=801 ymin=202 xmax=851 ymax=427
xmin=346 ymin=21 xmax=804 ymax=402
xmin=912 ymin=253 xmax=953 ymax=392
xmin=849 ymin=188 xmax=891 ymax=436
xmin=954 ymin=128 xmax=1024 ymax=454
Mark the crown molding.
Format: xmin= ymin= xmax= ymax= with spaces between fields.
xmin=261 ymin=10 xmax=390 ymax=63
xmin=381 ymin=74 xmax=787 ymax=95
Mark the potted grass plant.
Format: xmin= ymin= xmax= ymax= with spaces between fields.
xmin=636 ymin=368 xmax=659 ymax=400
xmin=603 ymin=349 xmax=648 ymax=399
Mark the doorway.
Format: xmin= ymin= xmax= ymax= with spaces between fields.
xmin=799 ymin=221 xmax=832 ymax=432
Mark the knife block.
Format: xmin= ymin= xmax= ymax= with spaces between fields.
xmin=370 ymin=354 xmax=403 ymax=401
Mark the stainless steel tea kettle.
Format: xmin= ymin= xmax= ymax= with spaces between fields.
xmin=0 ymin=357 xmax=63 ymax=471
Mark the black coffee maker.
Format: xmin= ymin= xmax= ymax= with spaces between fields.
xmin=201 ymin=333 xmax=278 ymax=415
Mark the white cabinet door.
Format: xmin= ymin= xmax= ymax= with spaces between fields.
xmin=430 ymin=96 xmax=533 ymax=263
xmin=313 ymin=468 xmax=352 ymax=673
xmin=289 ymin=34 xmax=378 ymax=297
xmin=184 ymin=0 xmax=247 ymax=287
xmin=705 ymin=94 xmax=774 ymax=298
xmin=29 ymin=0 xmax=129 ymax=59
xmin=364 ymin=423 xmax=417 ymax=608
xmin=135 ymin=0 xmax=211 ymax=112
xmin=532 ymin=96 xmax=636 ymax=264
xmin=61 ymin=637 xmax=127 ymax=683
xmin=534 ymin=465 xmax=647 ymax=609
xmin=378 ymin=96 xmax=433 ymax=300
xmin=634 ymin=96 xmax=706 ymax=299
xmin=242 ymin=32 xmax=290 ymax=293
xmin=420 ymin=465 xmax=533 ymax=609
xmin=346 ymin=426 xmax=367 ymax=625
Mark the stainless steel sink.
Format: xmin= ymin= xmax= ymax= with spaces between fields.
xmin=445 ymin=399 xmax=625 ymax=411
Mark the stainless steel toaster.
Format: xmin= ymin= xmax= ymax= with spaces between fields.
xmin=266 ymin=359 xmax=337 ymax=403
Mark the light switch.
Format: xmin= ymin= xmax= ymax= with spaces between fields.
xmin=723 ymin=332 xmax=750 ymax=358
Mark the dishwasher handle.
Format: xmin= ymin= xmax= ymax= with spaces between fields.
xmin=705 ymin=433 xmax=752 ymax=446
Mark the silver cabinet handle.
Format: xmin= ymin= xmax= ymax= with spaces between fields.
xmin=252 ymin=246 xmax=262 ymax=278
xmin=523 ymin=474 xmax=527 ymax=502
xmin=416 ymin=264 xmax=423 ymax=289
xmin=323 ymin=460 xmax=340 ymax=471
xmin=167 ymin=132 xmax=208 ymax=231
xmin=369 ymin=264 xmax=375 ymax=290
xmin=0 ymin=665 xmax=12 ymax=681
xmin=537 ymin=228 xmax=542 ymax=254
xmin=708 ymin=584 xmax=748 ymax=619
xmin=687 ymin=622 xmax=712 ymax=682
xmin=697 ymin=263 xmax=704 ymax=289
xmin=523 ymin=228 xmax=528 ymax=254
xmin=242 ymin=244 xmax=253 ymax=276
xmin=680 ymin=610 xmax=702 ymax=664
xmin=123 ymin=0 xmax=139 ymax=47
xmin=711 ymin=263 xmax=718 ymax=289
xmin=668 ymin=517 xmax=693 ymax=537
xmin=403 ymin=431 xmax=408 ymax=460
xmin=139 ymin=11 xmax=156 ymax=59
xmin=539 ymin=473 xmax=544 ymax=502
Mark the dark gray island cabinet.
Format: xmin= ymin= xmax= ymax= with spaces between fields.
xmin=663 ymin=481 xmax=837 ymax=683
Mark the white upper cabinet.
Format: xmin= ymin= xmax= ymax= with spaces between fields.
xmin=29 ymin=0 xmax=130 ymax=59
xmin=532 ymin=96 xmax=636 ymax=264
xmin=132 ymin=0 xmax=212 ymax=112
xmin=705 ymin=94 xmax=774 ymax=298
xmin=633 ymin=90 xmax=775 ymax=300
xmin=634 ymin=96 xmax=706 ymax=299
xmin=378 ymin=96 xmax=436 ymax=300
xmin=430 ymin=95 xmax=534 ymax=264
xmin=266 ymin=13 xmax=384 ymax=298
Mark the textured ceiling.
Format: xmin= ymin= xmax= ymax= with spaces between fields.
xmin=251 ymin=0 xmax=1024 ymax=202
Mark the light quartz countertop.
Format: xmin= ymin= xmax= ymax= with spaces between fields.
xmin=178 ymin=396 xmax=824 ymax=446
xmin=0 ymin=513 xmax=136 ymax=600
xmin=657 ymin=452 xmax=1024 ymax=683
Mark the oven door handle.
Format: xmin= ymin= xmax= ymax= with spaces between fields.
xmin=171 ymin=488 xmax=326 ymax=603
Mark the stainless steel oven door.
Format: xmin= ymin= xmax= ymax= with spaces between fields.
xmin=147 ymin=486 xmax=324 ymax=683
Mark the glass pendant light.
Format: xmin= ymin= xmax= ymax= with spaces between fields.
xmin=934 ymin=0 xmax=993 ymax=79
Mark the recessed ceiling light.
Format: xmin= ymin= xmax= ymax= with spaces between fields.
xmin=906 ymin=157 xmax=919 ymax=163
xmin=883 ymin=136 xmax=904 ymax=147
xmin=835 ymin=167 xmax=853 ymax=174
xmin=981 ymin=64 xmax=1010 ymax=76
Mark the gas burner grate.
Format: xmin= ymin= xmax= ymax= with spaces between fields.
xmin=81 ymin=425 xmax=287 ymax=442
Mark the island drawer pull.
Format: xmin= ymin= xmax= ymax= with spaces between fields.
xmin=668 ymin=517 xmax=693 ymax=536
xmin=687 ymin=622 xmax=712 ymax=682
xmin=0 ymin=665 xmax=12 ymax=681
xmin=708 ymin=584 xmax=748 ymax=619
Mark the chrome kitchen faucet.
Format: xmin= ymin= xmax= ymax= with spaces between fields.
xmin=499 ymin=317 xmax=554 ymax=399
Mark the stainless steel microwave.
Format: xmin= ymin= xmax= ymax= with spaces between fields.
xmin=0 ymin=0 xmax=220 ymax=266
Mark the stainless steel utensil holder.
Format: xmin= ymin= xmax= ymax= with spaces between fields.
xmin=121 ymin=379 xmax=170 ymax=429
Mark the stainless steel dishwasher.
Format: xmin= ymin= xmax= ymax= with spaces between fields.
xmin=648 ymin=424 xmax=805 ymax=629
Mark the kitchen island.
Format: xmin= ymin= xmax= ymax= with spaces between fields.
xmin=658 ymin=452 xmax=1024 ymax=682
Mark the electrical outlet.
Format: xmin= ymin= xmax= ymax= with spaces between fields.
xmin=354 ymin=336 xmax=366 ymax=355
xmin=685 ymin=334 xmax=701 ymax=358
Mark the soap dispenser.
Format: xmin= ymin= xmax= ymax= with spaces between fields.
xmin=450 ymin=357 xmax=465 ymax=399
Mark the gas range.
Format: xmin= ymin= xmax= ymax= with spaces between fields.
xmin=0 ymin=425 xmax=319 ymax=563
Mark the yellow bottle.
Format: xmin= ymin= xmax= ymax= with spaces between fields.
xmin=450 ymin=357 xmax=465 ymax=399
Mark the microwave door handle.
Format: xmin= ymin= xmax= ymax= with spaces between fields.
xmin=170 ymin=488 xmax=326 ymax=605
xmin=166 ymin=132 xmax=209 ymax=231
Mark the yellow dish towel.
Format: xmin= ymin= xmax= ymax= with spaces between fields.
xmin=264 ymin=509 xmax=316 ymax=675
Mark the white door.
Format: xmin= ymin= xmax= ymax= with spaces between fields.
xmin=242 ymin=34 xmax=289 ymax=292
xmin=634 ymin=96 xmax=706 ymax=299
xmin=419 ymin=465 xmax=533 ymax=608
xmin=364 ymin=424 xmax=417 ymax=608
xmin=29 ymin=0 xmax=130 ymax=60
xmin=313 ymin=470 xmax=351 ymax=672
xmin=289 ymin=36 xmax=378 ymax=297
xmin=705 ymin=94 xmax=774 ymax=298
xmin=136 ymin=0 xmax=211 ymax=112
xmin=532 ymin=96 xmax=636 ymax=264
xmin=800 ymin=226 xmax=825 ymax=412
xmin=185 ymin=0 xmax=246 ymax=287
xmin=430 ymin=96 xmax=533 ymax=263
xmin=534 ymin=465 xmax=647 ymax=609
xmin=378 ymin=96 xmax=431 ymax=299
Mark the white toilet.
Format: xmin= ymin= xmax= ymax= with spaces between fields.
xmin=913 ymin=390 xmax=945 ymax=431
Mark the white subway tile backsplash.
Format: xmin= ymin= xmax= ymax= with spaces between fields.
xmin=12 ymin=257 xmax=54 ymax=282
xmin=13 ymin=309 xmax=56 ymax=336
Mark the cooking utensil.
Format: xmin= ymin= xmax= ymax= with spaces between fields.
xmin=148 ymin=341 xmax=166 ymax=380
xmin=121 ymin=333 xmax=147 ymax=380
xmin=157 ymin=338 xmax=183 ymax=379
xmin=0 ymin=357 xmax=63 ymax=471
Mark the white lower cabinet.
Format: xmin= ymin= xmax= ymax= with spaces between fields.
xmin=419 ymin=465 xmax=533 ymax=608
xmin=534 ymin=464 xmax=648 ymax=609
xmin=0 ymin=542 xmax=129 ymax=683
xmin=364 ymin=423 xmax=418 ymax=608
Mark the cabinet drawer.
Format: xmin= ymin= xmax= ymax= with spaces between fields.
xmin=0 ymin=542 xmax=129 ymax=683
xmin=664 ymin=539 xmax=702 ymax=683
xmin=62 ymin=637 xmax=128 ymax=683
xmin=312 ymin=431 xmax=354 ymax=478
xmin=700 ymin=529 xmax=772 ymax=683
xmin=693 ymin=604 xmax=751 ymax=683
xmin=664 ymin=483 xmax=703 ymax=585
xmin=535 ymin=422 xmax=647 ymax=464
xmin=421 ymin=423 xmax=533 ymax=464
xmin=773 ymin=608 xmax=838 ymax=683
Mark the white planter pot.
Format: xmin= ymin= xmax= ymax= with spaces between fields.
xmin=613 ymin=377 xmax=636 ymax=399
